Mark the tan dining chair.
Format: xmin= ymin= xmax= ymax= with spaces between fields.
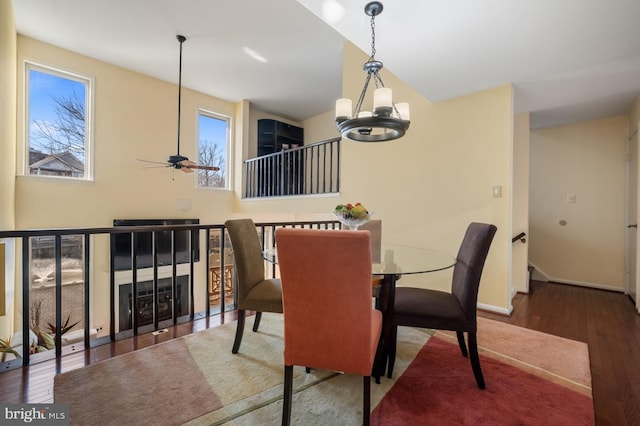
xmin=359 ymin=220 xmax=385 ymax=297
xmin=387 ymin=222 xmax=497 ymax=389
xmin=225 ymin=218 xmax=283 ymax=354
xmin=275 ymin=228 xmax=383 ymax=426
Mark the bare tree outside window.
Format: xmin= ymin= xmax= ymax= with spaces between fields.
xmin=31 ymin=91 xmax=85 ymax=159
xmin=198 ymin=112 xmax=229 ymax=189
xmin=198 ymin=141 xmax=226 ymax=187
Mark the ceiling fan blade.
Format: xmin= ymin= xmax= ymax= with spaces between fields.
xmin=179 ymin=160 xmax=220 ymax=172
xmin=137 ymin=158 xmax=168 ymax=166
xmin=142 ymin=165 xmax=171 ymax=170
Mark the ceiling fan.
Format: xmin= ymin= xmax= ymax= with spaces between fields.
xmin=138 ymin=35 xmax=219 ymax=174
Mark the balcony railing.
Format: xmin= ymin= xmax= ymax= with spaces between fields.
xmin=0 ymin=220 xmax=340 ymax=371
xmin=244 ymin=137 xmax=341 ymax=198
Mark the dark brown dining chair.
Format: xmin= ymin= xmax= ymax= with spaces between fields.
xmin=225 ymin=218 xmax=283 ymax=354
xmin=275 ymin=228 xmax=383 ymax=426
xmin=387 ymin=222 xmax=497 ymax=389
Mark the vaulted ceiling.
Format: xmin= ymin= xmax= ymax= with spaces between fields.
xmin=13 ymin=0 xmax=640 ymax=129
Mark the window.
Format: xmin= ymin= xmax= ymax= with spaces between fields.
xmin=198 ymin=111 xmax=230 ymax=189
xmin=25 ymin=63 xmax=92 ymax=180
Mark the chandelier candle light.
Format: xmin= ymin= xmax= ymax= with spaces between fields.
xmin=335 ymin=1 xmax=410 ymax=142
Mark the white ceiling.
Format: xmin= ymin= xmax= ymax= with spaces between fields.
xmin=13 ymin=0 xmax=640 ymax=129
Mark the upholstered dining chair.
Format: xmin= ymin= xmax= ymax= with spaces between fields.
xmin=387 ymin=222 xmax=497 ymax=389
xmin=225 ymin=218 xmax=283 ymax=354
xmin=360 ymin=220 xmax=385 ymax=298
xmin=275 ymin=228 xmax=383 ymax=426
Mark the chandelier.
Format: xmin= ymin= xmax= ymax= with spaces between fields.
xmin=335 ymin=1 xmax=410 ymax=142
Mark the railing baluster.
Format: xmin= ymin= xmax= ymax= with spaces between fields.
xmin=21 ymin=237 xmax=30 ymax=366
xmin=0 ymin=221 xmax=338 ymax=371
xmin=54 ymin=236 xmax=62 ymax=358
xmin=83 ymin=233 xmax=90 ymax=349
xmin=243 ymin=138 xmax=341 ymax=198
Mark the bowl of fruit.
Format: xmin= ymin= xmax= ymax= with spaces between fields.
xmin=334 ymin=202 xmax=372 ymax=230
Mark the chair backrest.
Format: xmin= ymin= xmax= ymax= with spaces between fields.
xmin=451 ymin=222 xmax=497 ymax=320
xmin=359 ymin=219 xmax=382 ymax=263
xmin=275 ymin=228 xmax=375 ymax=376
xmin=225 ymin=219 xmax=265 ymax=300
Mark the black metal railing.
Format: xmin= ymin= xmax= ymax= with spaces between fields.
xmin=512 ymin=232 xmax=526 ymax=243
xmin=244 ymin=137 xmax=341 ymax=198
xmin=0 ymin=219 xmax=340 ymax=371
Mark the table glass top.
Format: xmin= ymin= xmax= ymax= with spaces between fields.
xmin=264 ymin=244 xmax=455 ymax=276
xmin=372 ymin=244 xmax=456 ymax=275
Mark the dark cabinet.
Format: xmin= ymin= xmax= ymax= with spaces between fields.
xmin=257 ymin=119 xmax=303 ymax=155
xmin=257 ymin=119 xmax=304 ymax=195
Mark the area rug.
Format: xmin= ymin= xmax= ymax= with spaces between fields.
xmin=54 ymin=314 xmax=594 ymax=425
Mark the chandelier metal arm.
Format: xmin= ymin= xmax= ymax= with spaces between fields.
xmin=353 ymin=72 xmax=373 ymax=116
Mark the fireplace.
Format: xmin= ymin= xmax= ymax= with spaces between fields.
xmin=117 ymin=272 xmax=189 ymax=333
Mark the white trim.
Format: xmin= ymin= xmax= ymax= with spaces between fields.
xmin=529 ymin=261 xmax=625 ymax=292
xmin=544 ymin=278 xmax=625 ymax=293
xmin=197 ymin=109 xmax=232 ymax=190
xmin=22 ymin=59 xmax=94 ymax=181
xmin=478 ymin=302 xmax=512 ymax=316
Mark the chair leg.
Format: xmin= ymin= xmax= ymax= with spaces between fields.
xmin=456 ymin=331 xmax=469 ymax=357
xmin=372 ymin=331 xmax=385 ymax=384
xmin=468 ymin=332 xmax=485 ymax=389
xmin=386 ymin=325 xmax=398 ymax=379
xmin=282 ymin=365 xmax=293 ymax=426
xmin=252 ymin=311 xmax=263 ymax=332
xmin=363 ymin=376 xmax=371 ymax=426
xmin=232 ymin=310 xmax=246 ymax=354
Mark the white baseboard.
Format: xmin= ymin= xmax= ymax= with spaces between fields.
xmin=528 ymin=262 xmax=624 ymax=293
xmin=545 ymin=278 xmax=624 ymax=293
xmin=478 ymin=302 xmax=512 ymax=316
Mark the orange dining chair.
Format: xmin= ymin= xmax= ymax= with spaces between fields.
xmin=387 ymin=222 xmax=497 ymax=389
xmin=275 ymin=228 xmax=383 ymax=426
xmin=225 ymin=219 xmax=283 ymax=354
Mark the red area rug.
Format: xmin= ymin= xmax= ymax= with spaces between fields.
xmin=372 ymin=335 xmax=595 ymax=425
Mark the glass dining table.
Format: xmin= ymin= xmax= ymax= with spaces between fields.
xmin=370 ymin=245 xmax=456 ymax=381
xmin=264 ymin=243 xmax=456 ymax=382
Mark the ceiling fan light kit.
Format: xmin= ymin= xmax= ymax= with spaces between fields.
xmin=138 ymin=34 xmax=219 ymax=174
xmin=335 ymin=1 xmax=410 ymax=142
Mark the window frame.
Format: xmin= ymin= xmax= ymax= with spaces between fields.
xmin=23 ymin=61 xmax=94 ymax=181
xmin=197 ymin=109 xmax=231 ymax=190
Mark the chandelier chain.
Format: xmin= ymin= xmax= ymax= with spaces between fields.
xmin=369 ymin=13 xmax=376 ymax=61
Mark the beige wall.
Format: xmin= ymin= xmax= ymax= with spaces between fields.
xmin=0 ymin=1 xmax=16 ymax=232
xmin=237 ymin=42 xmax=514 ymax=313
xmin=302 ymin=110 xmax=340 ymax=144
xmin=16 ymin=36 xmax=241 ymax=228
xmin=0 ymin=0 xmax=17 ymax=342
xmin=529 ymin=115 xmax=628 ymax=290
xmin=512 ymin=112 xmax=530 ymax=294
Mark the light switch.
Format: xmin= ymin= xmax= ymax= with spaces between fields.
xmin=567 ymin=194 xmax=576 ymax=204
xmin=492 ymin=185 xmax=502 ymax=198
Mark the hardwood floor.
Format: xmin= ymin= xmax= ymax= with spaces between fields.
xmin=1 ymin=282 xmax=638 ymax=425
xmin=480 ymin=281 xmax=640 ymax=426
